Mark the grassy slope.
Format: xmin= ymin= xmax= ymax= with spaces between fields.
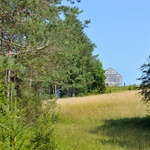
xmin=56 ymin=91 xmax=150 ymax=150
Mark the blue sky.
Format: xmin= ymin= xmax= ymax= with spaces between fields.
xmin=65 ymin=0 xmax=150 ymax=85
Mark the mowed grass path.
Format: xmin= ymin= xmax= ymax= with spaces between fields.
xmin=56 ymin=91 xmax=150 ymax=150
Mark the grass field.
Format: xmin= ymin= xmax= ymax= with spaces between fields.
xmin=56 ymin=91 xmax=150 ymax=150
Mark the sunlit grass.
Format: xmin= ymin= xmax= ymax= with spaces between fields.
xmin=56 ymin=91 xmax=150 ymax=150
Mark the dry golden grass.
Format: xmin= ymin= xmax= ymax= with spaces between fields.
xmin=56 ymin=91 xmax=150 ymax=150
xmin=57 ymin=91 xmax=147 ymax=119
xmin=57 ymin=91 xmax=141 ymax=105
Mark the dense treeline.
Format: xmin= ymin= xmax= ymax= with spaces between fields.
xmin=0 ymin=0 xmax=106 ymax=98
xmin=0 ymin=0 xmax=106 ymax=149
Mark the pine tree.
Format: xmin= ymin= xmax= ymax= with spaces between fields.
xmin=138 ymin=55 xmax=150 ymax=103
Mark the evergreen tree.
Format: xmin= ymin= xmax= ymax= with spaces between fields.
xmin=0 ymin=0 xmax=106 ymax=147
xmin=0 ymin=0 xmax=81 ymax=148
xmin=138 ymin=55 xmax=150 ymax=103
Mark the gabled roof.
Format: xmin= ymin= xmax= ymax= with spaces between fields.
xmin=105 ymin=67 xmax=122 ymax=77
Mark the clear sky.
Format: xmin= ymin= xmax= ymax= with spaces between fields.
xmin=65 ymin=0 xmax=150 ymax=85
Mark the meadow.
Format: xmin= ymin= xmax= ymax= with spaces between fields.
xmin=56 ymin=91 xmax=150 ymax=150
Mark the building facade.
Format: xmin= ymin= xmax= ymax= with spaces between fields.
xmin=105 ymin=67 xmax=122 ymax=86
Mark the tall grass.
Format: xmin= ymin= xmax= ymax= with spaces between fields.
xmin=56 ymin=91 xmax=150 ymax=150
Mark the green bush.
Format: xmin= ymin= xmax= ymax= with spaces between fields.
xmin=128 ymin=84 xmax=138 ymax=90
xmin=0 ymin=82 xmax=58 ymax=149
xmin=105 ymin=85 xmax=138 ymax=93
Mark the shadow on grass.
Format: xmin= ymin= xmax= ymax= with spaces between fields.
xmin=90 ymin=116 xmax=150 ymax=150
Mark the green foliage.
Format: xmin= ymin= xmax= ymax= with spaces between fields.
xmin=52 ymin=14 xmax=106 ymax=97
xmin=0 ymin=0 xmax=106 ymax=148
xmin=128 ymin=84 xmax=138 ymax=91
xmin=106 ymin=85 xmax=138 ymax=93
xmin=0 ymin=81 xmax=58 ymax=149
xmin=0 ymin=0 xmax=106 ymax=97
xmin=26 ymin=100 xmax=58 ymax=150
xmin=138 ymin=55 xmax=150 ymax=103
xmin=0 ymin=83 xmax=28 ymax=149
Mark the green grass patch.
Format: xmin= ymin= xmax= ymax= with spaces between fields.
xmin=106 ymin=84 xmax=139 ymax=93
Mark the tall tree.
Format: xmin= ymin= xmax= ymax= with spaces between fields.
xmin=0 ymin=0 xmax=81 ymax=96
xmin=138 ymin=55 xmax=150 ymax=102
xmin=52 ymin=11 xmax=106 ymax=96
xmin=0 ymin=0 xmax=83 ymax=148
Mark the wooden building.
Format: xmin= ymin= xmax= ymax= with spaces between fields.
xmin=105 ymin=67 xmax=122 ymax=86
